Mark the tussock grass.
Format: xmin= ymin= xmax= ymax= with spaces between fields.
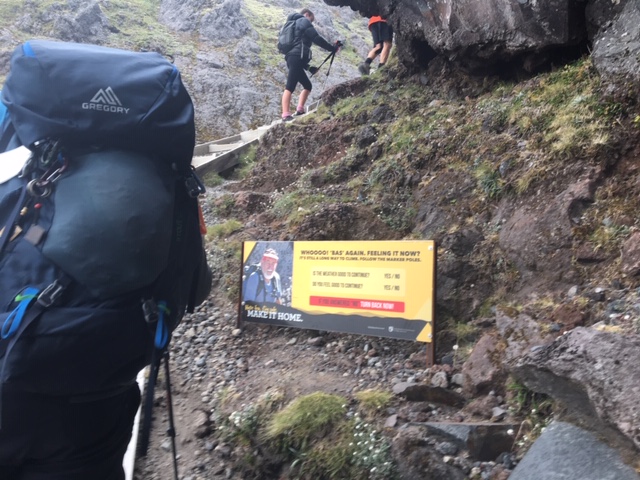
xmin=201 ymin=171 xmax=225 ymax=187
xmin=264 ymin=392 xmax=346 ymax=449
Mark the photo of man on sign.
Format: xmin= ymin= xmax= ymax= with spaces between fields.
xmin=242 ymin=248 xmax=285 ymax=304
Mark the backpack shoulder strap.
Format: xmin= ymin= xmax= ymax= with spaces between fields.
xmin=255 ymin=271 xmax=266 ymax=301
xmin=273 ymin=275 xmax=282 ymax=297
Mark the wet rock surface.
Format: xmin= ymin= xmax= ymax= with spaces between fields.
xmin=509 ymin=421 xmax=640 ymax=480
xmin=512 ymin=327 xmax=640 ymax=464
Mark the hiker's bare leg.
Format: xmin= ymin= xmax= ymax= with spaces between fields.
xmin=367 ymin=43 xmax=382 ymax=61
xmin=282 ymin=90 xmax=292 ymax=115
xmin=380 ymin=40 xmax=392 ymax=64
xmin=360 ymin=42 xmax=381 ymax=75
xmin=298 ymin=89 xmax=311 ymax=111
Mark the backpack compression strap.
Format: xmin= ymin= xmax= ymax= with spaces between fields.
xmin=0 ymin=185 xmax=27 ymax=255
xmin=0 ymin=277 xmax=70 ymax=429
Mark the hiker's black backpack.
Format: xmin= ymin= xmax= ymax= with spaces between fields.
xmin=0 ymin=40 xmax=211 ymax=400
xmin=277 ymin=14 xmax=299 ymax=54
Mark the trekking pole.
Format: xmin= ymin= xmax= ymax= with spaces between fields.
xmin=310 ymin=50 xmax=336 ymax=78
xmin=320 ymin=50 xmax=338 ymax=91
xmin=324 ymin=43 xmax=340 ymax=78
xmin=138 ymin=348 xmax=162 ymax=456
xmin=163 ymin=350 xmax=180 ymax=480
xmin=313 ymin=41 xmax=342 ymax=96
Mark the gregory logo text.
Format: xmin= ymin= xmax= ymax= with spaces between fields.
xmin=82 ymin=87 xmax=130 ymax=114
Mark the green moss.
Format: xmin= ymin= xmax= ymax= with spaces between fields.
xmin=260 ymin=393 xmax=397 ymax=480
xmin=466 ymin=57 xmax=619 ymax=196
xmin=364 ymin=157 xmax=404 ymax=192
xmin=354 ymin=390 xmax=393 ymax=417
xmin=102 ymin=0 xmax=191 ymax=54
xmin=264 ymin=392 xmax=347 ymax=451
xmin=330 ymin=88 xmax=377 ymax=119
xmin=314 ymin=149 xmax=365 ymax=186
xmin=0 ymin=0 xmax=196 ymax=57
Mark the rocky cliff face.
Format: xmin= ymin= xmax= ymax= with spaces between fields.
xmin=326 ymin=0 xmax=639 ymax=88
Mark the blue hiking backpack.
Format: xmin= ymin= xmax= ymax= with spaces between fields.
xmin=0 ymin=40 xmax=211 ymax=406
xmin=2 ymin=39 xmax=195 ymax=169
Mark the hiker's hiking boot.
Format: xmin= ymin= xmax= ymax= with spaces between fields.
xmin=358 ymin=62 xmax=370 ymax=75
xmin=282 ymin=115 xmax=294 ymax=123
xmin=294 ymin=109 xmax=305 ymax=116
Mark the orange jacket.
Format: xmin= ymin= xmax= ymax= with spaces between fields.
xmin=368 ymin=16 xmax=387 ymax=29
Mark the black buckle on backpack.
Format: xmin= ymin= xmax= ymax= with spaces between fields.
xmin=184 ymin=168 xmax=206 ymax=198
xmin=37 ymin=280 xmax=66 ymax=308
xmin=142 ymin=299 xmax=159 ymax=324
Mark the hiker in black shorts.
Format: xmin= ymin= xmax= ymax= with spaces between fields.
xmin=281 ymin=8 xmax=339 ymax=122
xmin=358 ymin=16 xmax=394 ymax=75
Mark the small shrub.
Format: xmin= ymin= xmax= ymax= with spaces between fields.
xmin=233 ymin=144 xmax=259 ymax=180
xmin=227 ymin=406 xmax=261 ymax=444
xmin=218 ymin=388 xmax=286 ymax=446
xmin=281 ymin=409 xmax=397 ymax=480
xmin=349 ymin=414 xmax=397 ymax=480
xmin=506 ymin=378 xmax=554 ymax=450
xmin=590 ymin=223 xmax=630 ymax=253
xmin=213 ymin=194 xmax=237 ymax=218
xmin=474 ymin=161 xmax=504 ymax=199
xmin=201 ymin=170 xmax=225 ymax=187
xmin=452 ymin=321 xmax=480 ymax=344
xmin=206 ymin=219 xmax=243 ymax=240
